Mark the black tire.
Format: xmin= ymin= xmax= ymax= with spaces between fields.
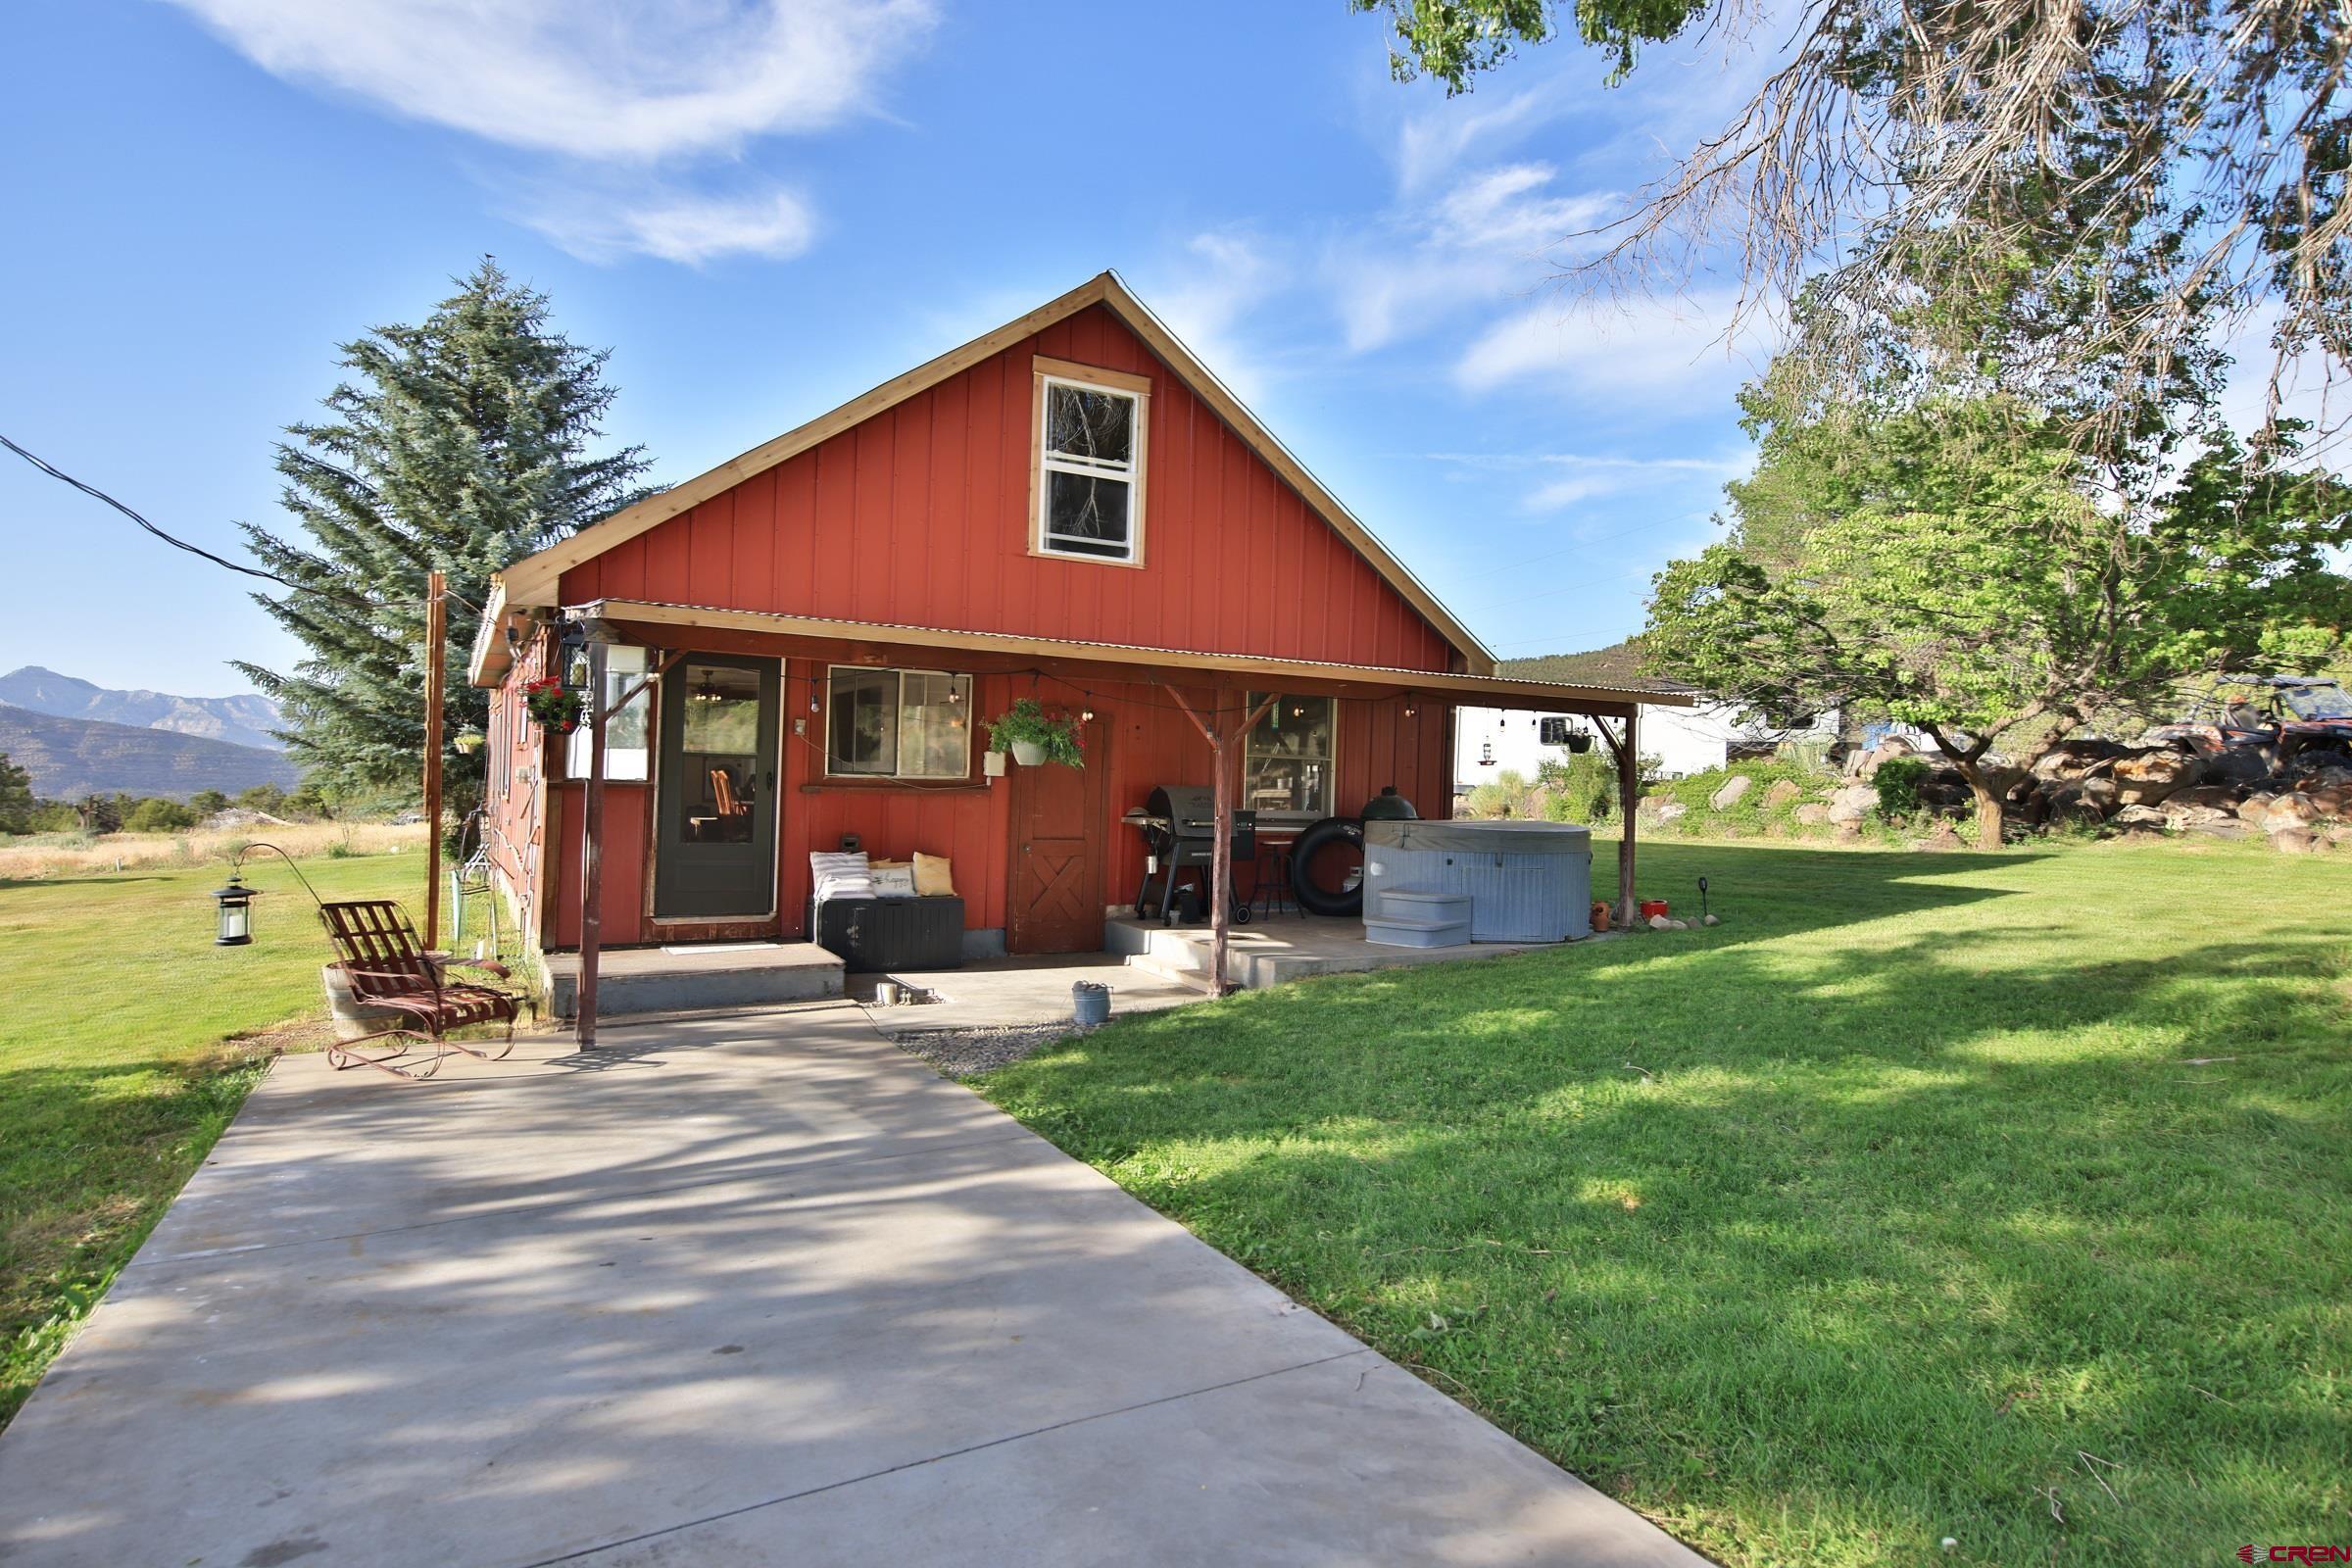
xmin=1290 ymin=816 xmax=1366 ymax=917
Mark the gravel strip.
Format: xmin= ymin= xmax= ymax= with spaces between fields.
xmin=889 ymin=1021 xmax=1099 ymax=1079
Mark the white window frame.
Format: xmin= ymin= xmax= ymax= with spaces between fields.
xmin=1538 ymin=715 xmax=1572 ymax=746
xmin=1031 ymin=357 xmax=1150 ymax=566
xmin=822 ymin=664 xmax=975 ymax=781
xmin=1243 ymin=691 xmax=1339 ymax=818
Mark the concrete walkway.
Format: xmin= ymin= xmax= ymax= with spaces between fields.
xmin=0 ymin=1004 xmax=1704 ymax=1568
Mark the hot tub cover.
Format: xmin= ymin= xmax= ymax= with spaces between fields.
xmin=1365 ymin=818 xmax=1592 ymax=855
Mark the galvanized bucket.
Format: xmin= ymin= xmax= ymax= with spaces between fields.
xmin=1071 ymin=981 xmax=1111 ymax=1027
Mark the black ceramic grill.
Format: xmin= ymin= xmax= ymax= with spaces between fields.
xmin=1131 ymin=785 xmax=1255 ymax=923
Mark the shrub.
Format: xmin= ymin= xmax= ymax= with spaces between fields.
xmin=121 ymin=798 xmax=200 ymax=834
xmin=1873 ymin=757 xmax=1932 ymax=820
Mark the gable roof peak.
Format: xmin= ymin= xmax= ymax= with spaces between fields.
xmin=490 ymin=272 xmax=1492 ymax=672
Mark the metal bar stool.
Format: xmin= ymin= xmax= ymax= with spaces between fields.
xmin=1251 ymin=842 xmax=1298 ymax=919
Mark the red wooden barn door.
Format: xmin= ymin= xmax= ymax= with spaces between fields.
xmin=1007 ymin=712 xmax=1110 ymax=954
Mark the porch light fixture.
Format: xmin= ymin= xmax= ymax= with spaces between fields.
xmin=211 ymin=872 xmax=261 ymax=946
xmin=690 ymin=674 xmax=725 ymax=705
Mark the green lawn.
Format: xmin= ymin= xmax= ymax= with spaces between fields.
xmin=0 ymin=853 xmax=423 ymax=1428
xmin=983 ymin=837 xmax=2352 ymax=1565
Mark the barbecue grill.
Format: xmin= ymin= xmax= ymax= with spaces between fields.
xmin=1129 ymin=784 xmax=1254 ymax=924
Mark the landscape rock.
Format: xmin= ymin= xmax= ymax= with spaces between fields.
xmin=1828 ymin=784 xmax=1879 ymax=824
xmin=2270 ymin=826 xmax=2322 ymax=854
xmin=1762 ymin=779 xmax=1803 ymax=809
xmin=2033 ymin=739 xmax=2129 ymax=781
xmin=2264 ymin=793 xmax=2326 ymax=828
xmin=2109 ymin=805 xmax=2175 ymax=836
xmin=2182 ymin=816 xmax=2252 ymax=840
xmin=2111 ymin=747 xmax=2206 ymax=807
xmin=1917 ymin=823 xmax=1965 ymax=852
xmin=1647 ymin=914 xmax=1675 ymax=930
xmin=1710 ymin=775 xmax=1754 ymax=810
xmin=1701 ymin=912 xmax=1720 ymax=926
xmin=1846 ymin=736 xmax=1916 ymax=780
xmin=1793 ymin=803 xmax=1832 ymax=826
xmin=1655 ymin=802 xmax=1688 ymax=823
xmin=2169 ymin=784 xmax=2240 ymax=812
xmin=2235 ymin=793 xmax=2278 ymax=822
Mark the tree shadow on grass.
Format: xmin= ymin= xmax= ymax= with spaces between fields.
xmin=981 ymin=846 xmax=2352 ymax=1564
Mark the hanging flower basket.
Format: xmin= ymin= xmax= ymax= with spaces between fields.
xmin=525 ymin=676 xmax=584 ymax=734
xmin=452 ymin=726 xmax=486 ymax=756
xmin=1565 ymin=730 xmax=1593 ymax=755
xmin=984 ymin=698 xmax=1085 ymax=767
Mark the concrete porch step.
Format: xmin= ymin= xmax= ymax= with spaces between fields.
xmin=544 ymin=942 xmax=845 ymax=1019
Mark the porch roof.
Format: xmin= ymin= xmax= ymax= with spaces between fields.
xmin=523 ymin=597 xmax=1692 ymax=714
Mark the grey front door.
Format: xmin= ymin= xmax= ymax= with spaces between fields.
xmin=653 ymin=655 xmax=780 ymax=920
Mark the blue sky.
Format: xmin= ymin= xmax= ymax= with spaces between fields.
xmin=2 ymin=0 xmax=1783 ymax=696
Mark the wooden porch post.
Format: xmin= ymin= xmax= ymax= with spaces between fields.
xmin=576 ymin=635 xmax=609 ymax=1047
xmin=1605 ymin=707 xmax=1641 ymax=924
xmin=1165 ymin=687 xmax=1280 ymax=999
xmin=422 ymin=570 xmax=446 ymax=951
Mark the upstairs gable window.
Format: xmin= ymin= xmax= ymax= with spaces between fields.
xmin=1034 ymin=358 xmax=1149 ymax=564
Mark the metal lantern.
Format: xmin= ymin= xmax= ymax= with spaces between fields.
xmin=211 ymin=871 xmax=262 ymax=946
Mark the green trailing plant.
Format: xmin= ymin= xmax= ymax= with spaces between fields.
xmin=983 ymin=698 xmax=1086 ymax=767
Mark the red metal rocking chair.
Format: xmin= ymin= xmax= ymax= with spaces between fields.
xmin=318 ymin=900 xmax=524 ymax=1080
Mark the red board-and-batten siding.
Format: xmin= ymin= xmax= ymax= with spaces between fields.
xmin=526 ymin=301 xmax=1462 ymax=949
xmin=554 ymin=304 xmax=1461 ymax=674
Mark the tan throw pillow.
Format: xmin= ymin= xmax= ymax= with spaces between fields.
xmin=912 ymin=853 xmax=956 ymax=898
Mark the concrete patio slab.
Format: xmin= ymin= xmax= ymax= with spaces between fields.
xmin=0 ymin=1003 xmax=1705 ymax=1568
xmin=849 ymin=950 xmax=1204 ymax=1035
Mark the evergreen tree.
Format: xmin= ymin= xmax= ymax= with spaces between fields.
xmin=0 ymin=754 xmax=32 ymax=835
xmin=235 ymin=261 xmax=652 ymax=827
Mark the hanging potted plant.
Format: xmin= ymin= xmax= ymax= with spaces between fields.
xmin=984 ymin=698 xmax=1085 ymax=767
xmin=524 ymin=676 xmax=585 ymax=734
xmin=452 ymin=725 xmax=486 ymax=756
xmin=1565 ymin=725 xmax=1594 ymax=755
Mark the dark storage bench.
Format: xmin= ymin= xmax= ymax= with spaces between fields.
xmin=806 ymin=895 xmax=964 ymax=972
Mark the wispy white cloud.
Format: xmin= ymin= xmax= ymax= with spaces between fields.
xmin=1326 ymin=162 xmax=1616 ymax=354
xmin=1428 ymin=449 xmax=1751 ymax=515
xmin=1394 ymin=85 xmax=1570 ymax=196
xmin=1453 ymin=288 xmax=1765 ymax=401
xmin=1144 ymin=232 xmax=1291 ymax=405
xmin=164 ymin=0 xmax=934 ymax=161
xmin=522 ymin=184 xmax=818 ymax=266
xmin=164 ymin=0 xmax=934 ymax=263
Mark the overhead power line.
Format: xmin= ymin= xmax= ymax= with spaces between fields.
xmin=1 ymin=432 xmax=477 ymax=616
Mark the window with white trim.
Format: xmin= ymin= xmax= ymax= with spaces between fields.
xmin=825 ymin=665 xmax=974 ymax=779
xmin=1036 ymin=372 xmax=1143 ymax=562
xmin=1538 ymin=716 xmax=1572 ymax=746
xmin=1244 ymin=693 xmax=1337 ymax=816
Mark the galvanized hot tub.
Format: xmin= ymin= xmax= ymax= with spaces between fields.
xmin=1362 ymin=818 xmax=1593 ymax=943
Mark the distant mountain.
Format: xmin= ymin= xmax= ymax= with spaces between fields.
xmin=0 ymin=705 xmax=301 ymax=801
xmin=0 ymin=665 xmax=282 ymax=751
xmin=1500 ymin=639 xmax=1697 ymax=696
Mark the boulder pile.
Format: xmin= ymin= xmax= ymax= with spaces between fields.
xmin=2007 ymin=738 xmax=2350 ymax=851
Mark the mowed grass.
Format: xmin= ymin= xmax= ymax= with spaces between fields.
xmin=983 ymin=837 xmax=2352 ymax=1566
xmin=0 ymin=853 xmax=422 ymax=1428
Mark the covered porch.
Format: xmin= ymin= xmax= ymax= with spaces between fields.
xmin=494 ymin=597 xmax=1678 ymax=1035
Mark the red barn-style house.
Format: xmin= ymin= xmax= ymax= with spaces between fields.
xmin=469 ymin=274 xmax=1679 ymax=990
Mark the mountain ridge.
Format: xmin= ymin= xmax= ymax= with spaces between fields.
xmin=0 ymin=704 xmax=301 ymax=801
xmin=0 ymin=665 xmax=282 ymax=752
